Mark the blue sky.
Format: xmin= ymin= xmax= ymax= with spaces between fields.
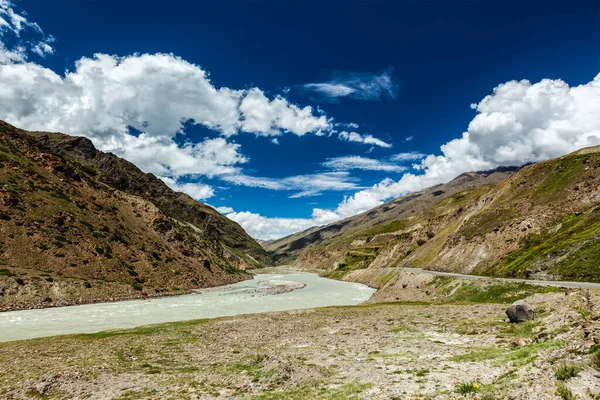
xmin=0 ymin=0 xmax=599 ymax=239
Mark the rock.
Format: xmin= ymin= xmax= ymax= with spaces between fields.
xmin=506 ymin=300 xmax=536 ymax=323
xmin=511 ymin=337 xmax=531 ymax=347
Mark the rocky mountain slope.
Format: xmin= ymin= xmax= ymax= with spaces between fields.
xmin=267 ymin=146 xmax=600 ymax=283
xmin=0 ymin=121 xmax=271 ymax=310
xmin=264 ymin=167 xmax=518 ymax=263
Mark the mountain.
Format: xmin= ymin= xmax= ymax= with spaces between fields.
xmin=0 ymin=121 xmax=271 ymax=310
xmin=266 ymin=146 xmax=600 ymax=283
xmin=264 ymin=167 xmax=517 ymax=263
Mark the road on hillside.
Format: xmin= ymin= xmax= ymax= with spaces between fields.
xmin=404 ymin=267 xmax=600 ymax=290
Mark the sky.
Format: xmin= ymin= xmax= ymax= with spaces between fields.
xmin=0 ymin=0 xmax=598 ymax=240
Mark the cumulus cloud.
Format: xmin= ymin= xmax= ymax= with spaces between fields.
xmin=215 ymin=206 xmax=234 ymax=214
xmin=322 ymin=156 xmax=406 ymax=172
xmin=0 ymin=43 xmax=335 ymax=198
xmin=338 ymin=131 xmax=391 ymax=148
xmin=160 ymin=177 xmax=214 ymax=200
xmin=224 ymin=211 xmax=319 ymax=240
xmin=232 ymin=73 xmax=600 ymax=240
xmin=302 ymin=68 xmax=399 ymax=101
xmin=313 ymin=74 xmax=600 ymax=220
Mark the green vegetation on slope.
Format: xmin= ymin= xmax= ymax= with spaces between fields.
xmin=479 ymin=206 xmax=600 ymax=280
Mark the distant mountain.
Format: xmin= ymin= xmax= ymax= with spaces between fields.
xmin=0 ymin=121 xmax=271 ymax=310
xmin=266 ymin=147 xmax=600 ymax=283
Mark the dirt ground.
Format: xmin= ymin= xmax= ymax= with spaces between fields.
xmin=1 ymin=283 xmax=600 ymax=399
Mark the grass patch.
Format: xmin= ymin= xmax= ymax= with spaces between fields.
xmin=74 ymin=319 xmax=210 ymax=339
xmin=554 ymin=365 xmax=580 ymax=381
xmin=250 ymin=380 xmax=371 ymax=400
xmin=556 ymin=383 xmax=576 ymax=400
xmin=481 ymin=205 xmax=600 ymax=281
xmin=449 ymin=340 xmax=561 ymax=366
xmin=455 ymin=381 xmax=481 ymax=395
xmin=431 ymin=277 xmax=559 ymax=304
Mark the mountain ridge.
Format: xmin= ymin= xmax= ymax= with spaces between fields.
xmin=0 ymin=121 xmax=271 ymax=310
xmin=266 ymin=145 xmax=600 ymax=285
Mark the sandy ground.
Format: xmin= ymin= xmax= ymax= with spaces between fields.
xmin=1 ymin=284 xmax=600 ymax=399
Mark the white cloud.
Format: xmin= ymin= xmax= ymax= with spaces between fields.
xmin=302 ymin=68 xmax=398 ymax=101
xmin=222 ymin=171 xmax=360 ymax=198
xmin=338 ymin=131 xmax=391 ymax=148
xmin=160 ymin=177 xmax=214 ymax=200
xmin=215 ymin=206 xmax=234 ymax=214
xmin=312 ymin=74 xmax=600 ymax=221
xmin=403 ymin=136 xmax=414 ymax=142
xmin=389 ymin=152 xmax=426 ymax=162
xmin=235 ymin=73 xmax=600 ymax=241
xmin=323 ymin=156 xmax=406 ymax=172
xmin=225 ymin=211 xmax=319 ymax=241
xmin=237 ymin=87 xmax=330 ymax=137
xmin=0 ymin=50 xmax=342 ymax=195
xmin=0 ymin=1 xmax=52 ymax=63
xmin=31 ymin=40 xmax=54 ymax=58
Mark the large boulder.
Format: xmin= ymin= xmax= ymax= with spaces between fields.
xmin=506 ymin=300 xmax=535 ymax=323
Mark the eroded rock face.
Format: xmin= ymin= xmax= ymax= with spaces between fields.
xmin=506 ymin=300 xmax=536 ymax=323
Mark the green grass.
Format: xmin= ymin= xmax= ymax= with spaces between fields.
xmin=449 ymin=340 xmax=561 ymax=366
xmin=354 ymin=219 xmax=411 ymax=238
xmin=459 ymin=205 xmax=520 ymax=239
xmin=531 ymin=154 xmax=588 ymax=203
xmin=250 ymin=380 xmax=372 ymax=400
xmin=455 ymin=381 xmax=481 ymax=395
xmin=556 ymin=383 xmax=576 ymax=400
xmin=431 ymin=277 xmax=559 ymax=304
xmin=554 ymin=365 xmax=580 ymax=381
xmin=481 ymin=206 xmax=600 ymax=280
xmin=74 ymin=318 xmax=210 ymax=339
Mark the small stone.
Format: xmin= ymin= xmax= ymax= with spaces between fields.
xmin=511 ymin=338 xmax=531 ymax=347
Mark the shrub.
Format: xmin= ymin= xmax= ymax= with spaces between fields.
xmin=554 ymin=365 xmax=580 ymax=381
xmin=131 ymin=282 xmax=143 ymax=291
xmin=95 ymin=246 xmax=104 ymax=255
xmin=417 ymin=239 xmax=426 ymax=246
xmin=43 ymin=297 xmax=52 ymax=303
xmin=591 ymin=349 xmax=600 ymax=370
xmin=54 ymin=253 xmax=65 ymax=258
xmin=426 ymin=231 xmax=435 ymax=239
xmin=79 ymin=220 xmax=93 ymax=227
xmin=54 ymin=235 xmax=67 ymax=242
xmin=0 ymin=213 xmax=11 ymax=221
xmin=0 ymin=268 xmax=15 ymax=277
xmin=15 ymin=278 xmax=25 ymax=285
xmin=556 ymin=383 xmax=575 ymax=400
xmin=26 ymin=232 xmax=34 ymax=236
xmin=456 ymin=382 xmax=480 ymax=395
xmin=92 ymin=232 xmax=106 ymax=239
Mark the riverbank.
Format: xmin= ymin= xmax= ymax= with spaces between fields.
xmin=0 ymin=265 xmax=252 ymax=312
xmin=2 ymin=274 xmax=600 ymax=399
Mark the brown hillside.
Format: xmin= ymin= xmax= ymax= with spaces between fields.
xmin=0 ymin=121 xmax=271 ymax=310
xmin=269 ymin=146 xmax=600 ymax=284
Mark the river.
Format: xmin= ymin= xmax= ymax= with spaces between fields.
xmin=0 ymin=272 xmax=375 ymax=342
